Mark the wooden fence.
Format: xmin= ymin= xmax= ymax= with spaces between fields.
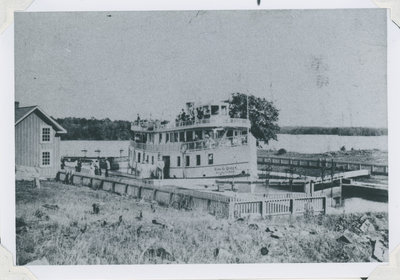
xmin=230 ymin=195 xmax=326 ymax=218
xmin=258 ymin=156 xmax=388 ymax=175
xmin=57 ymin=171 xmax=326 ymax=219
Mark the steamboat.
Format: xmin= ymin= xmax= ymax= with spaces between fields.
xmin=128 ymin=101 xmax=257 ymax=179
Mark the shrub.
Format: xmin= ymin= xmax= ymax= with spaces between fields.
xmin=340 ymin=146 xmax=346 ymax=152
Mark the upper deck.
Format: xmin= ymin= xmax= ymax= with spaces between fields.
xmin=131 ymin=116 xmax=250 ymax=132
xmin=131 ymin=100 xmax=251 ymax=133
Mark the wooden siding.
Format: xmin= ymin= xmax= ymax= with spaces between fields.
xmin=15 ymin=112 xmax=61 ymax=178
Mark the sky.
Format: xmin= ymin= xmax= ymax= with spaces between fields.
xmin=14 ymin=9 xmax=387 ymax=127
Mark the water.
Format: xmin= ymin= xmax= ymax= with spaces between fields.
xmin=60 ymin=134 xmax=387 ymax=157
xmin=60 ymin=140 xmax=130 ymax=157
xmin=265 ymin=134 xmax=387 ymax=153
xmin=253 ymin=184 xmax=388 ymax=214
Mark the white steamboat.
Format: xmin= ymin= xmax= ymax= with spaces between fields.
xmin=128 ymin=101 xmax=257 ymax=179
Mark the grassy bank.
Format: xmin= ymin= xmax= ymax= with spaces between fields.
xmin=16 ymin=181 xmax=388 ymax=265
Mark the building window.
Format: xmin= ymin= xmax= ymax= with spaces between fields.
xmin=166 ymin=133 xmax=169 ymax=143
xmin=41 ymin=151 xmax=51 ymax=167
xmin=196 ymin=155 xmax=201 ymax=166
xmin=159 ymin=133 xmax=163 ymax=143
xmin=179 ymin=131 xmax=185 ymax=142
xmin=177 ymin=156 xmax=181 ymax=167
xmin=41 ymin=126 xmax=51 ymax=142
xmin=185 ymin=155 xmax=190 ymax=167
xmin=208 ymin=153 xmax=213 ymax=165
xmin=138 ymin=152 xmax=141 ymax=163
xmin=146 ymin=155 xmax=149 ymax=163
xmin=151 ymin=156 xmax=154 ymax=165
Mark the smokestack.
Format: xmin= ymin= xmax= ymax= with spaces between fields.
xmin=15 ymin=101 xmax=19 ymax=109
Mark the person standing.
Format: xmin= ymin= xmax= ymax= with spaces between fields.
xmin=105 ymin=158 xmax=111 ymax=177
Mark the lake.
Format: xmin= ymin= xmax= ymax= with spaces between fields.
xmin=60 ymin=134 xmax=388 ymax=157
xmin=265 ymin=134 xmax=387 ymax=154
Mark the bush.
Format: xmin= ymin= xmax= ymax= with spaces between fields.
xmin=340 ymin=146 xmax=346 ymax=152
xmin=276 ymin=148 xmax=287 ymax=155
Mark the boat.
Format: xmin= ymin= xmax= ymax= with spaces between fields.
xmin=128 ymin=101 xmax=258 ymax=179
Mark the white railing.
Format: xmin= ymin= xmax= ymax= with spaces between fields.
xmin=131 ymin=117 xmax=250 ymax=131
xmin=131 ymin=135 xmax=248 ymax=153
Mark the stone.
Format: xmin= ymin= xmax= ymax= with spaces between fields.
xmin=271 ymin=231 xmax=283 ymax=239
xmin=260 ymin=247 xmax=269 ymax=256
xmin=359 ymin=219 xmax=375 ymax=233
xmin=265 ymin=227 xmax=274 ymax=233
xmin=372 ymin=240 xmax=386 ymax=262
xmin=248 ymin=224 xmax=259 ymax=230
xmin=337 ymin=230 xmax=356 ymax=244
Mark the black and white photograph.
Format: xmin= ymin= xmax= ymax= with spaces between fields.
xmin=9 ymin=6 xmax=392 ymax=269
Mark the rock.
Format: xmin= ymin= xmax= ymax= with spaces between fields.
xmin=26 ymin=257 xmax=49 ymax=265
xmin=248 ymin=224 xmax=259 ymax=230
xmin=42 ymin=204 xmax=59 ymax=210
xmin=265 ymin=227 xmax=274 ymax=233
xmin=216 ymin=248 xmax=231 ymax=260
xmin=359 ymin=219 xmax=375 ymax=233
xmin=372 ymin=240 xmax=386 ymax=262
xmin=337 ymin=230 xmax=357 ymax=244
xmin=213 ymin=248 xmax=219 ymax=258
xmin=271 ymin=231 xmax=283 ymax=239
xmin=260 ymin=247 xmax=269 ymax=256
xmin=92 ymin=203 xmax=100 ymax=214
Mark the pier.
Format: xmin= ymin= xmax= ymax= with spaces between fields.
xmin=258 ymin=155 xmax=388 ymax=176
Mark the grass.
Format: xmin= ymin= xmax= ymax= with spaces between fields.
xmin=16 ymin=180 xmax=388 ymax=265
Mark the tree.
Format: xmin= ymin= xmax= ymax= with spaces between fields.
xmin=229 ymin=93 xmax=280 ymax=143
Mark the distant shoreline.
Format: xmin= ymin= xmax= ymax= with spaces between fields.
xmin=279 ymin=126 xmax=388 ymax=137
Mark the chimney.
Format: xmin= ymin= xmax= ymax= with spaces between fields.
xmin=15 ymin=101 xmax=20 ymax=109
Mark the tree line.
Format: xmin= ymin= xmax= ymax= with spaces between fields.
xmin=280 ymin=126 xmax=388 ymax=136
xmin=55 ymin=117 xmax=132 ymax=140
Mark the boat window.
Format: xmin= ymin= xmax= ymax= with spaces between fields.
xmin=195 ymin=130 xmax=202 ymax=140
xmin=196 ymin=155 xmax=201 ymax=166
xmin=170 ymin=132 xmax=174 ymax=143
xmin=177 ymin=156 xmax=181 ymax=167
xmin=166 ymin=133 xmax=169 ymax=143
xmin=211 ymin=105 xmax=219 ymax=115
xmin=217 ymin=130 xmax=225 ymax=138
xmin=159 ymin=133 xmax=162 ymax=143
xmin=179 ymin=131 xmax=185 ymax=142
xmin=185 ymin=155 xmax=190 ymax=167
xmin=146 ymin=155 xmax=149 ymax=163
xmin=152 ymin=156 xmax=154 ymax=165
xmin=186 ymin=131 xmax=193 ymax=142
xmin=208 ymin=153 xmax=213 ymax=165
xmin=203 ymin=106 xmax=210 ymax=118
xmin=138 ymin=152 xmax=141 ymax=163
xmin=227 ymin=130 xmax=233 ymax=137
xmin=174 ymin=132 xmax=179 ymax=143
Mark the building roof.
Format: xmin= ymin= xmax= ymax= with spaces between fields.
xmin=15 ymin=105 xmax=67 ymax=134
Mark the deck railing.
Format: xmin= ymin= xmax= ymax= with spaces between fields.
xmin=131 ymin=135 xmax=248 ymax=153
xmin=131 ymin=117 xmax=250 ymax=131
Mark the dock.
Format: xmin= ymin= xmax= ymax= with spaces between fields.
xmin=258 ymin=155 xmax=388 ymax=176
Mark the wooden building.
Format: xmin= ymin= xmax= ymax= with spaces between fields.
xmin=15 ymin=102 xmax=67 ymax=178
